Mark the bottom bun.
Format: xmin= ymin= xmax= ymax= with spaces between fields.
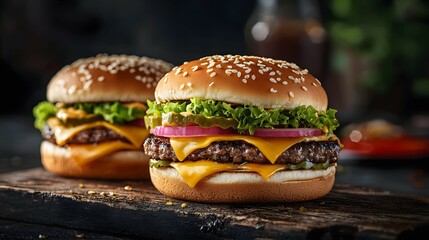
xmin=41 ymin=141 xmax=149 ymax=180
xmin=150 ymin=164 xmax=336 ymax=203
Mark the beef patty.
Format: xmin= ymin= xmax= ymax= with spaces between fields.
xmin=143 ymin=135 xmax=340 ymax=165
xmin=41 ymin=125 xmax=129 ymax=145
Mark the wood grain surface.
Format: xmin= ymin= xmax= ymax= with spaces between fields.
xmin=0 ymin=168 xmax=428 ymax=240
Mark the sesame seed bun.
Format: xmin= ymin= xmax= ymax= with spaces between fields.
xmin=48 ymin=54 xmax=173 ymax=103
xmin=41 ymin=141 xmax=149 ymax=180
xmin=145 ymin=54 xmax=339 ymax=202
xmin=150 ymin=165 xmax=336 ymax=203
xmin=39 ymin=54 xmax=173 ymax=180
xmin=155 ymin=55 xmax=327 ymax=111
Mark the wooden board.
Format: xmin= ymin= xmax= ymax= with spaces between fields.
xmin=0 ymin=168 xmax=428 ymax=240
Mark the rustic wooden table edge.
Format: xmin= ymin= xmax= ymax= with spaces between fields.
xmin=1 ymin=168 xmax=428 ymax=239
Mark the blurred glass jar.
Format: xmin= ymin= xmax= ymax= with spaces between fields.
xmin=244 ymin=0 xmax=328 ymax=79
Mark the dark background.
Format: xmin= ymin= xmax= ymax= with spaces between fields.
xmin=1 ymin=0 xmax=258 ymax=117
xmin=0 ymin=0 xmax=429 ymax=195
xmin=2 ymin=0 xmax=429 ymax=123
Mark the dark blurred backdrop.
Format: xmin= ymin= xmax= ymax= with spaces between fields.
xmin=1 ymin=0 xmax=429 ymax=129
xmin=1 ymin=0 xmax=429 ymax=195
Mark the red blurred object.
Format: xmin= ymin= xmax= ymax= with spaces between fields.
xmin=341 ymin=119 xmax=429 ymax=158
xmin=342 ymin=135 xmax=429 ymax=158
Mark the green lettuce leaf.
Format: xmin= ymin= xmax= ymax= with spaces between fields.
xmin=32 ymin=101 xmax=146 ymax=130
xmin=33 ymin=101 xmax=57 ymax=130
xmin=71 ymin=102 xmax=146 ymax=124
xmin=146 ymin=98 xmax=340 ymax=135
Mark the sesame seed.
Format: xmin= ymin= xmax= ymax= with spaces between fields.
xmin=242 ymin=79 xmax=247 ymax=83
xmin=258 ymin=69 xmax=264 ymax=74
xmin=210 ymin=72 xmax=216 ymax=77
xmin=83 ymin=80 xmax=92 ymax=90
xmin=216 ymin=64 xmax=222 ymax=68
xmin=276 ymin=77 xmax=281 ymax=81
xmin=181 ymin=203 xmax=188 ymax=208
xmin=302 ymin=86 xmax=308 ymax=91
xmin=191 ymin=66 xmax=199 ymax=71
xmin=244 ymin=74 xmax=250 ymax=79
xmin=166 ymin=201 xmax=174 ymax=206
xmin=316 ymin=78 xmax=321 ymax=85
xmin=245 ymin=68 xmax=251 ymax=74
xmin=97 ymin=76 xmax=105 ymax=81
xmin=207 ymin=62 xmax=215 ymax=68
xmin=276 ymin=70 xmax=282 ymax=75
xmin=182 ymin=71 xmax=188 ymax=77
xmin=227 ymin=65 xmax=233 ymax=68
xmin=312 ymin=82 xmax=318 ymax=87
xmin=251 ymin=75 xmax=256 ymax=80
xmin=270 ymin=88 xmax=277 ymax=93
xmin=209 ymin=82 xmax=214 ymax=87
xmin=269 ymin=71 xmax=276 ymax=76
xmin=180 ymin=83 xmax=185 ymax=89
xmin=68 ymin=85 xmax=77 ymax=94
xmin=201 ymin=62 xmax=208 ymax=65
xmin=225 ymin=70 xmax=232 ymax=76
xmin=87 ymin=190 xmax=96 ymax=195
xmin=124 ymin=186 xmax=133 ymax=191
xmin=100 ymin=192 xmax=105 ymax=196
xmin=288 ymin=76 xmax=295 ymax=80
xmin=282 ymin=81 xmax=288 ymax=85
xmin=237 ymin=71 xmax=242 ymax=77
xmin=187 ymin=82 xmax=192 ymax=87
xmin=146 ymin=83 xmax=151 ymax=88
xmin=206 ymin=68 xmax=213 ymax=73
xmin=135 ymin=75 xmax=141 ymax=80
xmin=269 ymin=78 xmax=277 ymax=83
xmin=78 ymin=184 xmax=84 ymax=188
xmin=164 ymin=77 xmax=168 ymax=83
xmin=108 ymin=192 xmax=114 ymax=196
xmin=289 ymin=91 xmax=295 ymax=97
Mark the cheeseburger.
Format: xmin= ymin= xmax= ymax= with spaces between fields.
xmin=144 ymin=55 xmax=341 ymax=202
xmin=33 ymin=54 xmax=173 ymax=179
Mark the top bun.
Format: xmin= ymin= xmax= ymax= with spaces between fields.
xmin=155 ymin=55 xmax=328 ymax=111
xmin=47 ymin=54 xmax=174 ymax=103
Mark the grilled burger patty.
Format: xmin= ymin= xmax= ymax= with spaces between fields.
xmin=143 ymin=135 xmax=340 ymax=164
xmin=41 ymin=125 xmax=129 ymax=145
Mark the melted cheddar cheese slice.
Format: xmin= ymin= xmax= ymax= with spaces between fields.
xmin=168 ymin=134 xmax=338 ymax=187
xmin=47 ymin=118 xmax=150 ymax=166
xmin=170 ymin=161 xmax=288 ymax=188
xmin=170 ymin=134 xmax=336 ymax=164
xmin=68 ymin=141 xmax=137 ymax=166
